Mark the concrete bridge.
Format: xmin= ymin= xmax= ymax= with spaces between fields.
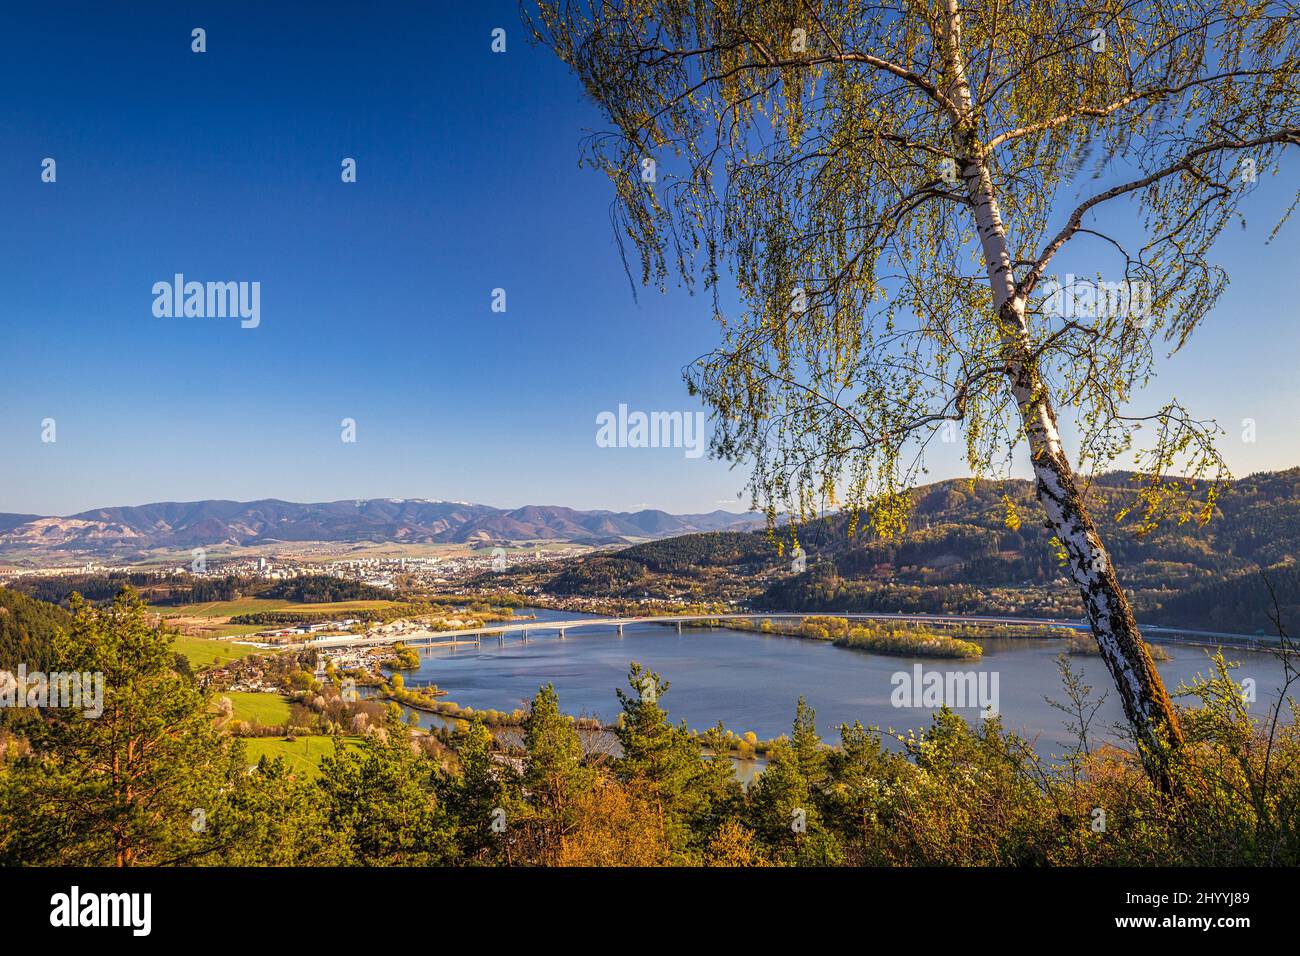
xmin=307 ymin=610 xmax=1095 ymax=651
xmin=304 ymin=609 xmax=1272 ymax=653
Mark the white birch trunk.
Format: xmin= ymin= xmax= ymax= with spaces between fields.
xmin=938 ymin=1 xmax=1183 ymax=789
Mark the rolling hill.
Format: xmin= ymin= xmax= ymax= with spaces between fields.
xmin=483 ymin=469 xmax=1300 ymax=631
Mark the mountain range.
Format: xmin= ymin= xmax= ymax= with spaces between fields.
xmin=0 ymin=498 xmax=762 ymax=559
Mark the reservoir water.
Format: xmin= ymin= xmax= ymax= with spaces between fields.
xmin=393 ymin=608 xmax=1292 ymax=755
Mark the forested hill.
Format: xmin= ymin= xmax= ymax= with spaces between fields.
xmin=1153 ymin=563 xmax=1300 ymax=632
xmin=505 ymin=469 xmax=1300 ymax=632
xmin=0 ymin=587 xmax=71 ymax=671
xmin=7 ymin=572 xmax=394 ymax=610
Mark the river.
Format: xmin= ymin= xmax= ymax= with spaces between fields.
xmin=383 ymin=607 xmax=1292 ymax=759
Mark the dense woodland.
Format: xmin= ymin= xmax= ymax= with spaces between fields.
xmin=0 ymin=588 xmax=71 ymax=671
xmin=0 ymin=588 xmax=1297 ymax=867
xmin=8 ymin=572 xmax=393 ymax=609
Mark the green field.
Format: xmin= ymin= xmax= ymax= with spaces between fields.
xmin=173 ymin=633 xmax=264 ymax=669
xmin=198 ymin=623 xmax=267 ymax=638
xmin=222 ymin=691 xmax=292 ymax=726
xmin=159 ymin=598 xmax=401 ymax=618
xmin=240 ymin=736 xmax=365 ymax=777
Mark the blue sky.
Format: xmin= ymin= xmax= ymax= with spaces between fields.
xmin=1 ymin=1 xmax=1297 ymax=517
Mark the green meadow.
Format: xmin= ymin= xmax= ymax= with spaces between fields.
xmin=164 ymin=598 xmax=400 ymax=618
xmin=173 ymin=633 xmax=264 ymax=669
xmin=240 ymin=736 xmax=365 ymax=778
xmin=222 ymin=691 xmax=293 ymax=726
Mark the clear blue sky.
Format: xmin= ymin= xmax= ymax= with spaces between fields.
xmin=1 ymin=1 xmax=1296 ymax=517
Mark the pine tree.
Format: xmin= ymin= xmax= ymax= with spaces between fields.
xmin=744 ymin=700 xmax=852 ymax=865
xmin=0 ymin=588 xmax=234 ymax=866
xmin=441 ymin=716 xmax=516 ymax=864
xmin=613 ymin=663 xmax=709 ymax=853
xmin=518 ymin=683 xmax=593 ymax=863
xmin=316 ymin=715 xmax=453 ymax=865
xmin=791 ymin=696 xmax=827 ymax=788
xmin=822 ymin=721 xmax=906 ymax=863
xmin=212 ymin=746 xmax=345 ymax=866
xmin=696 ymin=721 xmax=745 ymax=841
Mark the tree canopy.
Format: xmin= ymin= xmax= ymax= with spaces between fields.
xmin=529 ymin=0 xmax=1298 ymax=530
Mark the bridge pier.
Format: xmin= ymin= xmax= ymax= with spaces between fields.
xmin=617 ymin=623 xmax=624 ymax=637
xmin=558 ymin=627 xmax=566 ymax=639
xmin=676 ymin=621 xmax=682 ymax=634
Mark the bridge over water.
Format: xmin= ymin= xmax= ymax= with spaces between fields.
xmin=308 ymin=611 xmax=1093 ymax=651
xmin=305 ymin=610 xmax=1270 ymax=653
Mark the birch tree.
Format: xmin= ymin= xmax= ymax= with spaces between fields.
xmin=529 ymin=0 xmax=1300 ymax=791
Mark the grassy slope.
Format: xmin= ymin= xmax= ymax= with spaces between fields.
xmin=240 ymin=736 xmax=364 ymax=778
xmin=173 ymin=633 xmax=263 ymax=669
xmin=222 ymin=691 xmax=293 ymax=726
xmin=160 ymin=598 xmax=399 ymax=618
xmin=155 ymin=596 xmax=406 ymax=644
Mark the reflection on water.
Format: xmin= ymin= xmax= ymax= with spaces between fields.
xmin=388 ymin=608 xmax=1291 ymax=758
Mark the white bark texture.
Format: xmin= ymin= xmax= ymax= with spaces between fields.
xmin=940 ymin=1 xmax=1183 ymax=787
